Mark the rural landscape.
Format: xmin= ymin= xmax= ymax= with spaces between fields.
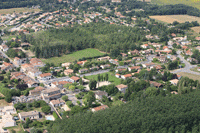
xmin=0 ymin=0 xmax=200 ymax=132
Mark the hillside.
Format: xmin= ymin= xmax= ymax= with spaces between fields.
xmin=48 ymin=90 xmax=200 ymax=133
xmin=151 ymin=0 xmax=200 ymax=10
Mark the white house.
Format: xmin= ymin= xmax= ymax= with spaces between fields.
xmin=121 ymin=74 xmax=132 ymax=79
xmin=116 ymin=84 xmax=128 ymax=93
xmin=0 ymin=44 xmax=9 ymax=52
xmin=50 ymin=99 xmax=65 ymax=107
xmin=141 ymin=44 xmax=149 ymax=49
xmin=170 ymin=79 xmax=179 ymax=86
xmin=91 ymin=105 xmax=109 ymax=112
xmin=38 ymin=73 xmax=52 ymax=80
xmin=100 ymin=64 xmax=111 ymax=69
xmin=115 ymin=73 xmax=121 ymax=78
xmin=18 ymin=111 xmax=39 ymax=121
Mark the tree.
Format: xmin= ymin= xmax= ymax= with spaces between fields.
xmin=5 ymin=94 xmax=12 ymax=103
xmin=62 ymin=95 xmax=68 ymax=101
xmin=105 ymin=73 xmax=109 ymax=81
xmin=83 ymin=91 xmax=95 ymax=107
xmin=89 ymin=80 xmax=97 ymax=90
xmin=41 ymin=105 xmax=51 ymax=114
xmin=79 ymin=78 xmax=83 ymax=85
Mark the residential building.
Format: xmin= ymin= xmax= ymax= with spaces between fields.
xmin=77 ymin=60 xmax=87 ymax=66
xmin=91 ymin=105 xmax=109 ymax=112
xmin=115 ymin=68 xmax=127 ymax=73
xmin=13 ymin=57 xmax=22 ymax=66
xmin=141 ymin=44 xmax=149 ymax=49
xmin=50 ymin=99 xmax=65 ymax=107
xmin=29 ymin=86 xmax=45 ymax=96
xmin=170 ymin=79 xmax=179 ymax=85
xmin=90 ymin=66 xmax=99 ymax=71
xmin=142 ymin=63 xmax=155 ymax=68
xmin=70 ymin=76 xmax=80 ymax=83
xmin=0 ymin=44 xmax=9 ymax=52
xmin=0 ymin=106 xmax=16 ymax=115
xmin=171 ymin=91 xmax=178 ymax=94
xmin=128 ymin=50 xmax=139 ymax=55
xmin=64 ymin=69 xmax=74 ymax=75
xmin=185 ymin=50 xmax=193 ymax=56
xmin=132 ymin=57 xmax=143 ymax=61
xmin=42 ymin=87 xmax=61 ymax=101
xmin=18 ymin=111 xmax=39 ymax=121
xmin=61 ymin=62 xmax=71 ymax=69
xmin=79 ymin=68 xmax=88 ymax=73
xmin=116 ymin=84 xmax=128 ymax=93
xmin=38 ymin=73 xmax=52 ymax=80
xmin=149 ymin=81 xmax=163 ymax=88
xmin=27 ymin=68 xmax=42 ymax=78
xmin=94 ymin=91 xmax=108 ymax=100
xmin=121 ymin=74 xmax=132 ymax=79
xmin=1 ymin=62 xmax=14 ymax=71
xmin=51 ymin=81 xmax=72 ymax=89
xmin=121 ymin=53 xmax=127 ymax=57
xmin=30 ymin=58 xmax=45 ymax=68
xmin=0 ymin=113 xmax=16 ymax=132
xmin=100 ymin=64 xmax=111 ymax=69
xmin=111 ymin=0 xmax=121 ymax=2
xmin=115 ymin=73 xmax=121 ymax=78
xmin=97 ymin=56 xmax=110 ymax=61
xmin=128 ymin=66 xmax=141 ymax=72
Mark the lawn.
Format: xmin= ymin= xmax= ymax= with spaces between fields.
xmin=177 ymin=72 xmax=200 ymax=81
xmin=149 ymin=15 xmax=200 ymax=24
xmin=85 ymin=72 xmax=121 ymax=85
xmin=41 ymin=48 xmax=105 ymax=65
xmin=0 ymin=8 xmax=41 ymax=14
xmin=151 ymin=0 xmax=200 ymax=10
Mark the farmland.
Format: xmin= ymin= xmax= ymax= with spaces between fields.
xmin=151 ymin=0 xmax=200 ymax=10
xmin=149 ymin=15 xmax=200 ymax=24
xmin=177 ymin=72 xmax=200 ymax=81
xmin=191 ymin=26 xmax=200 ymax=33
xmin=0 ymin=8 xmax=41 ymax=15
xmin=41 ymin=48 xmax=105 ymax=65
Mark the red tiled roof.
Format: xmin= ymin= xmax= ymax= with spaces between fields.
xmin=92 ymin=105 xmax=109 ymax=111
xmin=70 ymin=76 xmax=80 ymax=81
xmin=39 ymin=73 xmax=52 ymax=77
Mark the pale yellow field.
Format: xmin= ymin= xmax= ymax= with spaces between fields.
xmin=0 ymin=8 xmax=41 ymax=15
xmin=0 ymin=99 xmax=12 ymax=107
xmin=150 ymin=15 xmax=200 ymax=24
xmin=191 ymin=26 xmax=200 ymax=33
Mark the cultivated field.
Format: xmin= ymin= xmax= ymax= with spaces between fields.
xmin=151 ymin=0 xmax=200 ymax=10
xmin=149 ymin=15 xmax=200 ymax=24
xmin=191 ymin=26 xmax=200 ymax=33
xmin=41 ymin=48 xmax=105 ymax=65
xmin=0 ymin=8 xmax=41 ymax=14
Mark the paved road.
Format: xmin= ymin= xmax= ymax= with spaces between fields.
xmin=80 ymin=69 xmax=110 ymax=77
xmin=171 ymin=50 xmax=200 ymax=75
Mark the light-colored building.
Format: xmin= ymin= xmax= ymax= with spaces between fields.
xmin=97 ymin=56 xmax=110 ymax=61
xmin=38 ymin=73 xmax=52 ymax=80
xmin=50 ymin=99 xmax=65 ymax=107
xmin=116 ymin=84 xmax=128 ymax=93
xmin=79 ymin=68 xmax=88 ymax=74
xmin=1 ymin=62 xmax=14 ymax=71
xmin=170 ymin=79 xmax=179 ymax=86
xmin=70 ymin=76 xmax=80 ymax=83
xmin=128 ymin=66 xmax=141 ymax=72
xmin=30 ymin=58 xmax=45 ymax=68
xmin=121 ymin=74 xmax=132 ymax=79
xmin=0 ymin=113 xmax=16 ymax=132
xmin=100 ymin=64 xmax=111 ymax=69
xmin=91 ymin=105 xmax=109 ymax=112
xmin=18 ymin=111 xmax=39 ymax=121
xmin=64 ymin=69 xmax=74 ymax=75
xmin=0 ymin=106 xmax=16 ymax=115
xmin=94 ymin=91 xmax=108 ymax=100
xmin=29 ymin=86 xmax=45 ymax=96
xmin=41 ymin=87 xmax=61 ymax=100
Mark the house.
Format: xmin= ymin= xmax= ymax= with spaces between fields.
xmin=21 ymin=63 xmax=33 ymax=73
xmin=13 ymin=57 xmax=22 ymax=66
xmin=149 ymin=81 xmax=163 ymax=88
xmin=185 ymin=50 xmax=193 ymax=56
xmin=70 ymin=76 xmax=80 ymax=83
xmin=27 ymin=68 xmax=42 ymax=78
xmin=91 ymin=105 xmax=109 ymax=112
xmin=41 ymin=87 xmax=61 ymax=101
xmin=100 ymin=64 xmax=111 ymax=69
xmin=30 ymin=58 xmax=45 ymax=68
xmin=38 ymin=73 xmax=52 ymax=80
xmin=90 ymin=66 xmax=99 ymax=71
xmin=195 ymin=36 xmax=200 ymax=41
xmin=151 ymin=43 xmax=162 ymax=48
xmin=128 ymin=66 xmax=141 ymax=72
xmin=187 ymin=58 xmax=198 ymax=63
xmin=163 ymin=46 xmax=168 ymax=50
xmin=115 ymin=73 xmax=121 ymax=78
xmin=151 ymin=65 xmax=162 ymax=70
xmin=171 ymin=91 xmax=178 ymax=94
xmin=121 ymin=53 xmax=127 ymax=57
xmin=61 ymin=62 xmax=71 ymax=69
xmin=0 ymin=106 xmax=16 ymax=115
xmin=0 ymin=113 xmax=16 ymax=131
xmin=170 ymin=79 xmax=179 ymax=85
xmin=182 ymin=46 xmax=188 ymax=50
xmin=111 ymin=0 xmax=121 ymax=2
xmin=79 ymin=68 xmax=88 ymax=73
xmin=196 ymin=46 xmax=200 ymax=51
xmin=121 ymin=74 xmax=132 ymax=79
xmin=142 ymin=63 xmax=155 ymax=68
xmin=50 ymin=99 xmax=65 ymax=107
xmin=77 ymin=60 xmax=87 ymax=66
xmin=1 ymin=62 xmax=14 ymax=71
xmin=141 ymin=44 xmax=149 ymax=49
xmin=115 ymin=68 xmax=126 ymax=73
xmin=176 ymin=74 xmax=182 ymax=80
xmin=25 ymin=79 xmax=39 ymax=88
xmin=29 ymin=86 xmax=45 ymax=96
xmin=128 ymin=50 xmax=139 ymax=55
xmin=155 ymin=50 xmax=172 ymax=54
xmin=132 ymin=57 xmax=143 ymax=61
xmin=51 ymin=81 xmax=72 ymax=89
xmin=18 ymin=111 xmax=39 ymax=121
xmin=64 ymin=69 xmax=74 ymax=75
xmin=116 ymin=84 xmax=128 ymax=93
xmin=0 ymin=44 xmax=9 ymax=52
xmin=94 ymin=91 xmax=108 ymax=100
xmin=171 ymin=33 xmax=176 ymax=37
xmin=97 ymin=56 xmax=110 ymax=61
xmin=154 ymin=56 xmax=166 ymax=63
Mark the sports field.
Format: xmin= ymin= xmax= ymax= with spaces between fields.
xmin=41 ymin=48 xmax=105 ymax=65
xmin=151 ymin=0 xmax=200 ymax=10
xmin=149 ymin=15 xmax=200 ymax=24
xmin=0 ymin=8 xmax=41 ymax=14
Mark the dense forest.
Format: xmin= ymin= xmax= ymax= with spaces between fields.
xmin=48 ymin=90 xmax=200 ymax=133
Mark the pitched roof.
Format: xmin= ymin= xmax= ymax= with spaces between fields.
xmin=3 ymin=62 xmax=13 ymax=67
xmin=129 ymin=66 xmax=141 ymax=70
xmin=39 ymin=73 xmax=52 ymax=77
xmin=30 ymin=86 xmax=45 ymax=93
xmin=95 ymin=91 xmax=108 ymax=96
xmin=92 ymin=105 xmax=109 ymax=111
xmin=70 ymin=76 xmax=80 ymax=81
xmin=50 ymin=99 xmax=64 ymax=105
xmin=19 ymin=111 xmax=39 ymax=117
xmin=122 ymin=74 xmax=132 ymax=78
xmin=116 ymin=84 xmax=128 ymax=89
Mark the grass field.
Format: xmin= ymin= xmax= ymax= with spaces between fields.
xmin=0 ymin=99 xmax=12 ymax=107
xmin=149 ymin=15 xmax=200 ymax=24
xmin=85 ymin=72 xmax=121 ymax=85
xmin=151 ymin=0 xmax=200 ymax=10
xmin=177 ymin=72 xmax=200 ymax=81
xmin=41 ymin=48 xmax=105 ymax=65
xmin=0 ymin=8 xmax=41 ymax=14
xmin=191 ymin=26 xmax=200 ymax=33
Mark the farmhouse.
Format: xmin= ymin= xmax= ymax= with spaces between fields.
xmin=0 ymin=106 xmax=16 ymax=115
xmin=116 ymin=84 xmax=128 ymax=93
xmin=19 ymin=111 xmax=39 ymax=121
xmin=115 ymin=73 xmax=121 ymax=78
xmin=77 ymin=60 xmax=87 ymax=66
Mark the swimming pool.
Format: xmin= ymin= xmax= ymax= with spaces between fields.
xmin=46 ymin=116 xmax=54 ymax=121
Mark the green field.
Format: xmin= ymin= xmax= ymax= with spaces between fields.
xmin=41 ymin=48 xmax=105 ymax=65
xmin=85 ymin=72 xmax=121 ymax=85
xmin=151 ymin=0 xmax=200 ymax=10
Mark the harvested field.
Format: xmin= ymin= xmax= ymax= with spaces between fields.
xmin=149 ymin=15 xmax=200 ymax=24
xmin=0 ymin=8 xmax=41 ymax=15
xmin=191 ymin=26 xmax=200 ymax=33
xmin=0 ymin=99 xmax=12 ymax=107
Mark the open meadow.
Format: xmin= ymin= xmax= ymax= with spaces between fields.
xmin=41 ymin=48 xmax=105 ymax=65
xmin=149 ymin=15 xmax=200 ymax=24
xmin=151 ymin=0 xmax=200 ymax=10
xmin=177 ymin=72 xmax=200 ymax=81
xmin=191 ymin=26 xmax=200 ymax=33
xmin=0 ymin=8 xmax=41 ymax=14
